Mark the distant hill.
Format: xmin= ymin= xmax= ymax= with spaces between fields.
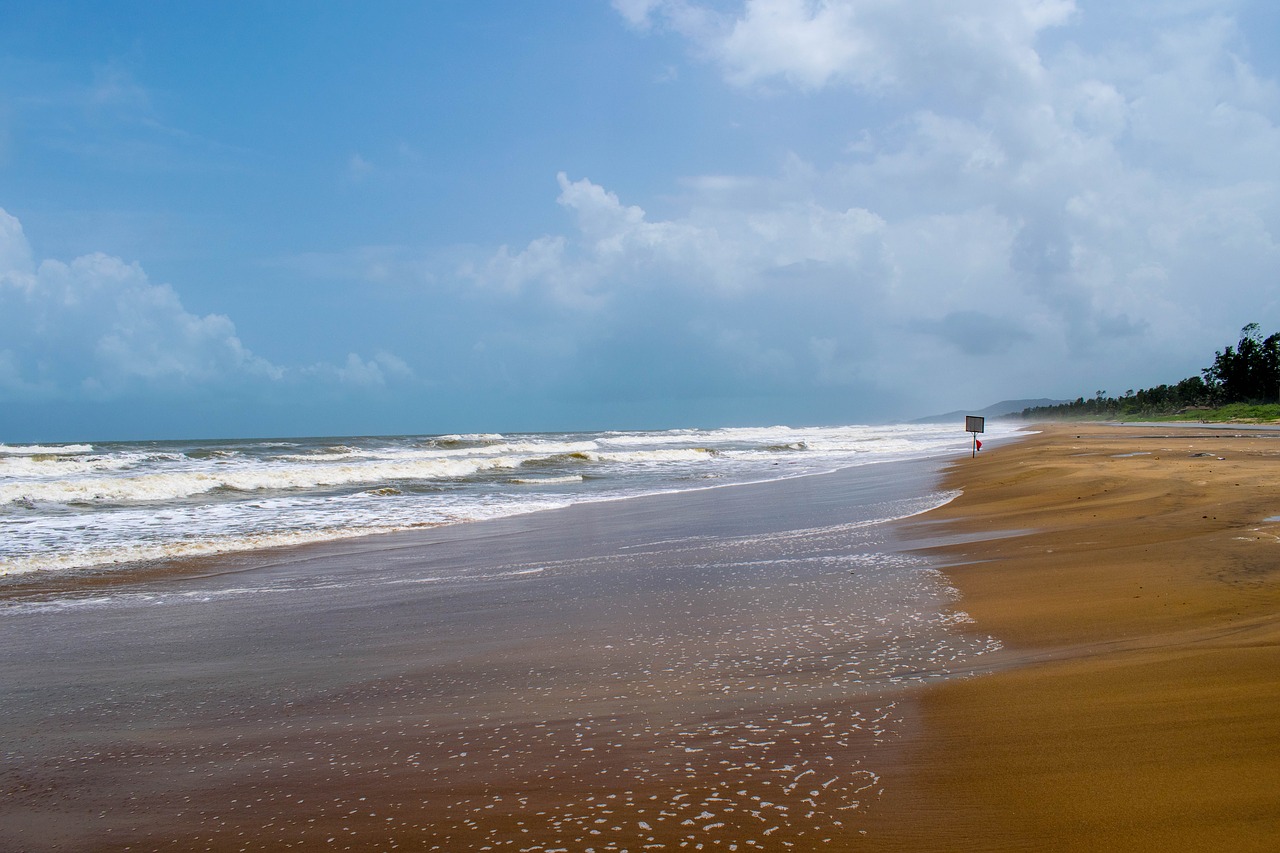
xmin=911 ymin=398 xmax=1067 ymax=424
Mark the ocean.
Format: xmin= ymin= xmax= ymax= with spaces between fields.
xmin=2 ymin=421 xmax=1019 ymax=850
xmin=0 ymin=421 xmax=1016 ymax=581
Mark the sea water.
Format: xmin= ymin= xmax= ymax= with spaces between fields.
xmin=0 ymin=422 xmax=1017 ymax=579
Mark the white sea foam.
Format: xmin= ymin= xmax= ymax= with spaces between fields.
xmin=0 ymin=527 xmax=393 ymax=577
xmin=0 ymin=454 xmax=527 ymax=505
xmin=0 ymin=443 xmax=94 ymax=455
xmin=276 ymin=439 xmax=598 ymax=464
xmin=0 ymin=491 xmax=577 ymax=576
xmin=579 ymin=448 xmax=716 ymax=464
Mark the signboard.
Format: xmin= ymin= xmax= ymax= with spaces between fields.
xmin=965 ymin=416 xmax=985 ymax=458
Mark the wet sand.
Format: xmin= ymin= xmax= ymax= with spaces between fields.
xmin=1 ymin=458 xmax=999 ymax=852
xmin=870 ymin=423 xmax=1280 ymax=851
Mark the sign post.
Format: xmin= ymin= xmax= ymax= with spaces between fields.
xmin=965 ymin=415 xmax=985 ymax=458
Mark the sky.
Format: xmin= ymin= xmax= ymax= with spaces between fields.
xmin=0 ymin=0 xmax=1277 ymax=441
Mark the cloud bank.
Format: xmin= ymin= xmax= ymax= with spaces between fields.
xmin=457 ymin=0 xmax=1278 ymax=410
xmin=0 ymin=208 xmax=412 ymax=404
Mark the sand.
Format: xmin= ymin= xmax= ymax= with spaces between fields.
xmin=867 ymin=423 xmax=1280 ymax=852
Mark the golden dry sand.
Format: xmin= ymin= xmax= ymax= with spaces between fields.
xmin=868 ymin=423 xmax=1280 ymax=852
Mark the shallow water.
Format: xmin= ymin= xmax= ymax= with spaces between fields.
xmin=0 ymin=459 xmax=1004 ymax=851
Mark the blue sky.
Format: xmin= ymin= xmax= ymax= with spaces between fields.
xmin=1 ymin=0 xmax=1278 ymax=441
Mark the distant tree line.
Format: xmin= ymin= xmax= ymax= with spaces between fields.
xmin=1022 ymin=323 xmax=1280 ymax=419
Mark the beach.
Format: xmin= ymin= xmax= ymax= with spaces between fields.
xmin=5 ymin=422 xmax=1278 ymax=851
xmin=870 ymin=423 xmax=1280 ymax=851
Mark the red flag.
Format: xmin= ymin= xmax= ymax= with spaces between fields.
xmin=975 ymin=439 xmax=982 ymax=451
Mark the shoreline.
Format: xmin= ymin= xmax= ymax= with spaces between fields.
xmin=2 ymin=423 xmax=1010 ymax=587
xmin=867 ymin=422 xmax=1280 ymax=851
xmin=0 ymin=449 xmax=979 ymax=602
xmin=1 ymin=455 xmax=991 ymax=852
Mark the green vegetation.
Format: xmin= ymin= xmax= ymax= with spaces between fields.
xmin=1151 ymin=402 xmax=1280 ymax=422
xmin=1023 ymin=324 xmax=1280 ymax=422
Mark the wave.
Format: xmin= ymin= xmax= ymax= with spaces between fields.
xmin=0 ymin=451 xmax=160 ymax=479
xmin=585 ymin=447 xmax=717 ymax=464
xmin=430 ymin=433 xmax=506 ymax=449
xmin=183 ymin=448 xmax=241 ymax=460
xmin=510 ymin=475 xmax=585 ymax=485
xmin=276 ymin=439 xmax=600 ymax=465
xmin=0 ymin=524 xmax=417 ymax=577
xmin=0 ymin=455 xmax=526 ymax=506
xmin=596 ymin=429 xmax=704 ymax=447
xmin=0 ymin=492 xmax=579 ymax=576
xmin=512 ymin=446 xmax=715 ymax=470
xmin=0 ymin=442 xmax=710 ymax=507
xmin=0 ymin=443 xmax=93 ymax=456
xmin=594 ymin=424 xmax=901 ymax=451
xmin=274 ymin=444 xmax=362 ymax=459
xmin=487 ymin=439 xmax=598 ymax=455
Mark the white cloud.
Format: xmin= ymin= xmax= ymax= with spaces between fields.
xmin=622 ymin=0 xmax=1076 ymax=96
xmin=465 ymin=235 xmax=574 ymax=300
xmin=0 ymin=207 xmax=413 ymax=400
xmin=613 ymin=0 xmax=721 ymax=38
xmin=717 ymin=0 xmax=886 ymax=90
xmin=0 ymin=236 xmax=280 ymax=398
xmin=324 ymin=351 xmax=416 ymax=388
xmin=463 ymin=1 xmax=1279 ymax=412
xmin=0 ymin=208 xmax=33 ymax=274
xmin=461 ymin=172 xmax=716 ymax=305
xmin=464 ymin=171 xmax=890 ymax=307
xmin=612 ymin=0 xmax=664 ymax=29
